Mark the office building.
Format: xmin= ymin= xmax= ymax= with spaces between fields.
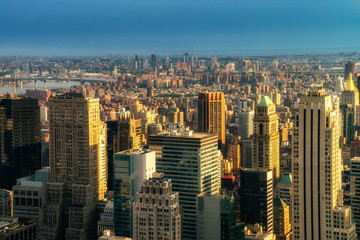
xmin=133 ymin=173 xmax=181 ymax=240
xmin=251 ymin=96 xmax=280 ymax=181
xmin=151 ymin=53 xmax=157 ymax=68
xmin=345 ymin=61 xmax=356 ymax=80
xmin=351 ymin=157 xmax=360 ymax=237
xmin=275 ymin=173 xmax=292 ymax=218
xmin=12 ymin=167 xmax=49 ymax=220
xmin=0 ymin=189 xmax=12 ymax=217
xmin=97 ymin=201 xmax=114 ymax=236
xmin=196 ymin=194 xmax=245 ymax=240
xmin=273 ymin=198 xmax=292 ymax=240
xmin=113 ymin=112 xmax=141 ymax=152
xmin=99 ymin=122 xmax=108 ymax=201
xmin=40 ymin=93 xmax=102 ymax=240
xmin=106 ymin=113 xmax=141 ymax=192
xmin=198 ymin=92 xmax=226 ymax=146
xmin=149 ymin=131 xmax=221 ymax=240
xmin=0 ymin=95 xmax=41 ymax=190
xmin=292 ymin=90 xmax=357 ymax=239
xmin=106 ymin=120 xmax=118 ymax=191
xmin=0 ymin=218 xmax=38 ymax=240
xmin=341 ymin=104 xmax=355 ymax=145
xmin=238 ymin=109 xmax=254 ymax=140
xmin=238 ymin=169 xmax=273 ymax=233
xmin=113 ymin=149 xmax=156 ymax=238
xmin=244 ymin=224 xmax=274 ymax=240
xmin=341 ymin=73 xmax=359 ymax=125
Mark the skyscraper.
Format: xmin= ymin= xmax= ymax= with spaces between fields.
xmin=113 ymin=149 xmax=156 ymax=238
xmin=238 ymin=168 xmax=273 ymax=233
xmin=151 ymin=53 xmax=157 ymax=68
xmin=0 ymin=95 xmax=41 ymax=190
xmin=41 ymin=93 xmax=102 ymax=240
xmin=113 ymin=112 xmax=141 ymax=153
xmin=251 ymin=96 xmax=280 ymax=181
xmin=341 ymin=73 xmax=359 ymax=127
xmin=133 ymin=172 xmax=181 ymax=240
xmin=98 ymin=122 xmax=108 ymax=201
xmin=351 ymin=157 xmax=360 ymax=237
xmin=292 ymin=90 xmax=357 ymax=239
xmin=237 ymin=109 xmax=254 ymax=140
xmin=198 ymin=92 xmax=226 ymax=147
xmin=341 ymin=104 xmax=355 ymax=145
xmin=345 ymin=61 xmax=356 ymax=80
xmin=149 ymin=131 xmax=221 ymax=240
xmin=196 ymin=194 xmax=245 ymax=240
xmin=106 ymin=112 xmax=142 ymax=191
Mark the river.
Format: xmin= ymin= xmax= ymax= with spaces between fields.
xmin=0 ymin=80 xmax=81 ymax=95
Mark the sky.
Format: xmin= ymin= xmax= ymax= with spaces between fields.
xmin=1 ymin=0 xmax=360 ymax=56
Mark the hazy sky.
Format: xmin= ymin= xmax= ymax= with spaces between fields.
xmin=1 ymin=0 xmax=360 ymax=56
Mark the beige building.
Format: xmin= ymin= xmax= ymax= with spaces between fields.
xmin=251 ymin=96 xmax=280 ymax=181
xmin=341 ymin=73 xmax=359 ymax=125
xmin=273 ymin=198 xmax=291 ymax=240
xmin=41 ymin=93 xmax=103 ymax=240
xmin=292 ymin=90 xmax=357 ymax=239
xmin=133 ymin=173 xmax=181 ymax=240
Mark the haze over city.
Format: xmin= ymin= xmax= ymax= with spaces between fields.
xmin=2 ymin=0 xmax=360 ymax=56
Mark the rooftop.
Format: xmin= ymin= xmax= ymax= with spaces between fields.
xmin=258 ymin=96 xmax=274 ymax=107
xmin=344 ymin=73 xmax=358 ymax=92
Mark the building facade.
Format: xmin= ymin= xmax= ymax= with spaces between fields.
xmin=113 ymin=149 xmax=156 ymax=238
xmin=238 ymin=169 xmax=273 ymax=233
xmin=350 ymin=157 xmax=360 ymax=237
xmin=40 ymin=93 xmax=102 ymax=240
xmin=196 ymin=194 xmax=245 ymax=240
xmin=149 ymin=131 xmax=221 ymax=240
xmin=13 ymin=167 xmax=49 ymax=220
xmin=0 ymin=95 xmax=41 ymax=190
xmin=133 ymin=173 xmax=181 ymax=240
xmin=198 ymin=92 xmax=226 ymax=146
xmin=292 ymin=90 xmax=357 ymax=239
xmin=251 ymin=96 xmax=280 ymax=181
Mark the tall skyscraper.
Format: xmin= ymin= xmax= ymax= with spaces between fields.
xmin=113 ymin=149 xmax=156 ymax=238
xmin=292 ymin=90 xmax=357 ymax=239
xmin=149 ymin=131 xmax=221 ymax=240
xmin=345 ymin=61 xmax=356 ymax=80
xmin=196 ymin=194 xmax=245 ymax=240
xmin=0 ymin=95 xmax=41 ymax=190
xmin=238 ymin=168 xmax=273 ymax=233
xmin=351 ymin=157 xmax=360 ymax=237
xmin=198 ymin=92 xmax=226 ymax=147
xmin=133 ymin=172 xmax=181 ymax=240
xmin=41 ymin=93 xmax=102 ymax=240
xmin=251 ymin=96 xmax=280 ymax=181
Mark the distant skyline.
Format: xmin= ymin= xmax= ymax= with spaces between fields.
xmin=1 ymin=0 xmax=360 ymax=56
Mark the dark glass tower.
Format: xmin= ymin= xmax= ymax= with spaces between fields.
xmin=0 ymin=94 xmax=41 ymax=190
